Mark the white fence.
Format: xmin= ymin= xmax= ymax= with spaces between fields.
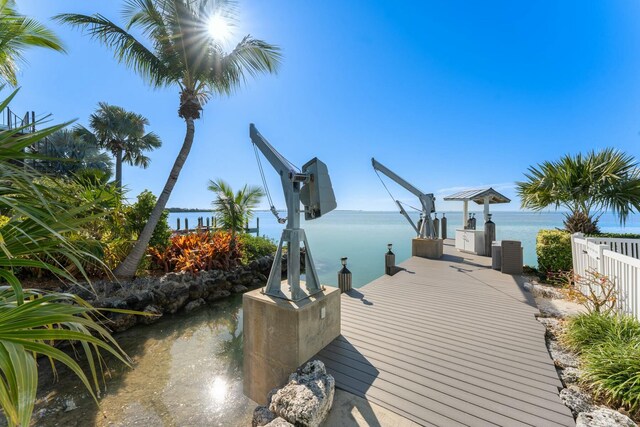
xmin=570 ymin=233 xmax=640 ymax=320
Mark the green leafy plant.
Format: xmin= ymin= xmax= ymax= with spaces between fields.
xmin=0 ymin=90 xmax=130 ymax=426
xmin=536 ymin=229 xmax=572 ymax=277
xmin=517 ymin=149 xmax=640 ymax=233
xmin=562 ymin=312 xmax=640 ymax=353
xmin=581 ymin=338 xmax=640 ymax=414
xmin=125 ymin=190 xmax=171 ymax=250
xmin=58 ymin=0 xmax=281 ymax=279
xmin=28 ymin=129 xmax=113 ymax=178
xmin=208 ymin=179 xmax=264 ymax=242
xmin=0 ymin=0 xmax=65 ymax=86
xmin=239 ymin=234 xmax=276 ymax=264
xmin=149 ymin=231 xmax=242 ymax=274
xmin=562 ymin=312 xmax=640 ymax=414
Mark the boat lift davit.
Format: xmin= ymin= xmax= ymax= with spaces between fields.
xmin=371 ymin=158 xmax=437 ymax=239
xmin=251 ymin=124 xmax=337 ymax=301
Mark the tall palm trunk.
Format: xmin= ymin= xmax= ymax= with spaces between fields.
xmin=115 ymin=147 xmax=123 ymax=190
xmin=114 ymin=118 xmax=195 ymax=278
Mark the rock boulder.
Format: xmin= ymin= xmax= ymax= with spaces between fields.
xmin=560 ymin=386 xmax=594 ymax=417
xmin=252 ymin=405 xmax=276 ymax=427
xmin=576 ymin=407 xmax=637 ymax=427
xmin=269 ymin=360 xmax=335 ymax=427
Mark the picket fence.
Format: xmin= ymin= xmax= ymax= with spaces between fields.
xmin=570 ymin=233 xmax=640 ymax=320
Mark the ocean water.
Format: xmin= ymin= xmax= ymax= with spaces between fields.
xmin=168 ymin=211 xmax=640 ymax=288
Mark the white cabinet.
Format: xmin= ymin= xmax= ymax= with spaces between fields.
xmin=455 ymin=229 xmax=485 ymax=256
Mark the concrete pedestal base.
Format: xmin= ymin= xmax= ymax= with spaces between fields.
xmin=243 ymin=285 xmax=341 ymax=405
xmin=412 ymin=238 xmax=443 ymax=259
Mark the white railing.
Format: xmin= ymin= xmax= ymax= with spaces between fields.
xmin=571 ymin=233 xmax=640 ymax=320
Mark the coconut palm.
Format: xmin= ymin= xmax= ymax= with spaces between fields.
xmin=30 ymin=129 xmax=113 ymax=178
xmin=0 ymin=0 xmax=65 ymax=86
xmin=0 ymin=90 xmax=130 ymax=427
xmin=75 ymin=103 xmax=161 ymax=190
xmin=517 ymin=148 xmax=640 ymax=233
xmin=208 ymin=178 xmax=264 ymax=239
xmin=58 ymin=0 xmax=281 ymax=278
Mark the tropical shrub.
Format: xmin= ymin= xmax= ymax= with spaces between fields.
xmin=562 ymin=312 xmax=640 ymax=353
xmin=563 ymin=312 xmax=640 ymax=414
xmin=0 ymin=90 xmax=129 ymax=426
xmin=28 ymin=129 xmax=113 ymax=178
xmin=125 ymin=190 xmax=171 ymax=250
xmin=582 ymin=339 xmax=640 ymax=414
xmin=570 ymin=270 xmax=618 ymax=315
xmin=536 ymin=230 xmax=572 ymax=277
xmin=149 ymin=231 xmax=242 ymax=274
xmin=239 ymin=234 xmax=277 ymax=264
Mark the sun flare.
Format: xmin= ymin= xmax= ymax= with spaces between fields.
xmin=207 ymin=14 xmax=232 ymax=42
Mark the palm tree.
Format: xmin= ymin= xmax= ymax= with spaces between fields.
xmin=30 ymin=129 xmax=113 ymax=178
xmin=517 ymin=148 xmax=640 ymax=233
xmin=208 ymin=178 xmax=264 ymax=241
xmin=58 ymin=0 xmax=281 ymax=279
xmin=75 ymin=103 xmax=161 ymax=190
xmin=0 ymin=90 xmax=129 ymax=427
xmin=0 ymin=0 xmax=65 ymax=86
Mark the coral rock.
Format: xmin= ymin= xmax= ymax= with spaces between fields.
xmin=560 ymin=386 xmax=594 ymax=417
xmin=269 ymin=360 xmax=335 ymax=427
xmin=576 ymin=407 xmax=637 ymax=427
xmin=252 ymin=405 xmax=276 ymax=427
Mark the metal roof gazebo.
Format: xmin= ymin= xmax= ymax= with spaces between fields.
xmin=443 ymin=188 xmax=511 ymax=227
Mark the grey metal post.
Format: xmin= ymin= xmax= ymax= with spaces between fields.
xmin=484 ymin=214 xmax=495 ymax=258
xmin=177 ymin=218 xmax=180 ymax=230
xmin=338 ymin=257 xmax=352 ymax=293
xmin=206 ymin=217 xmax=210 ymax=229
xmin=185 ymin=218 xmax=189 ymax=231
xmin=441 ymin=213 xmax=447 ymax=239
xmin=385 ymin=243 xmax=396 ymax=276
xmin=256 ymin=217 xmax=260 ymax=235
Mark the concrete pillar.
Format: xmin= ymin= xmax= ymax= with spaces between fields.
xmin=243 ymin=287 xmax=341 ymax=405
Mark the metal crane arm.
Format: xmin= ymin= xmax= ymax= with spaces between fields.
xmin=250 ymin=124 xmax=304 ymax=182
xmin=372 ymin=158 xmax=425 ymax=199
xmin=371 ymin=157 xmax=437 ymax=239
xmin=397 ymin=200 xmax=419 ymax=234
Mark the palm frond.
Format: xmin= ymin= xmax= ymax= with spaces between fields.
xmin=55 ymin=13 xmax=168 ymax=87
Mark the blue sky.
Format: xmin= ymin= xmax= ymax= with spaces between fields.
xmin=9 ymin=1 xmax=640 ymax=212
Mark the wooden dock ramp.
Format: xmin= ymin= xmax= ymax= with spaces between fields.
xmin=316 ymin=240 xmax=574 ymax=426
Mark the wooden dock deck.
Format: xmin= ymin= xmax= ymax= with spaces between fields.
xmin=316 ymin=240 xmax=574 ymax=426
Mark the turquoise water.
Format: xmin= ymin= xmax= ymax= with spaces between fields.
xmin=168 ymin=211 xmax=640 ymax=288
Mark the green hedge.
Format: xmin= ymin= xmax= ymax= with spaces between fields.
xmin=587 ymin=232 xmax=640 ymax=239
xmin=239 ymin=234 xmax=277 ymax=264
xmin=536 ymin=229 xmax=572 ymax=276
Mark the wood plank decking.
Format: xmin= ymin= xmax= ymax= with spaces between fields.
xmin=315 ymin=240 xmax=574 ymax=426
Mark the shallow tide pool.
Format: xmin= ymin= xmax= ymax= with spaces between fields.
xmin=34 ymin=295 xmax=251 ymax=427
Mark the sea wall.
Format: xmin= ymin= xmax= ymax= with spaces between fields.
xmin=67 ymin=255 xmax=278 ymax=332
